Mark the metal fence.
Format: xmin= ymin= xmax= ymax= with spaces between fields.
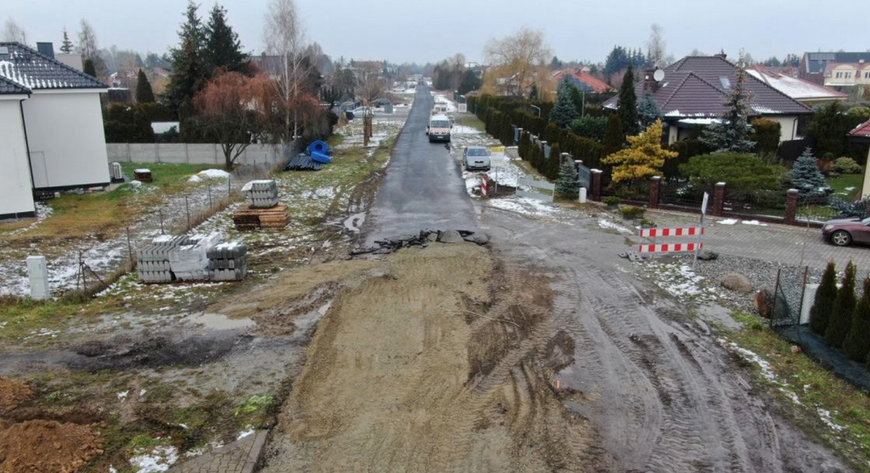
xmin=659 ymin=181 xmax=708 ymax=210
xmin=517 ymin=176 xmax=555 ymax=202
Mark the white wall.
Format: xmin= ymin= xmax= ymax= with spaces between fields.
xmin=764 ymin=115 xmax=800 ymax=141
xmin=23 ymin=91 xmax=110 ymax=189
xmin=106 ymin=143 xmax=284 ymax=167
xmin=0 ymin=97 xmax=36 ymax=217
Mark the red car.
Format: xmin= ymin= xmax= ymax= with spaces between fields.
xmin=823 ymin=217 xmax=870 ymax=246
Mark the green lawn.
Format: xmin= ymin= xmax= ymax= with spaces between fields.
xmin=454 ymin=112 xmax=486 ymax=133
xmin=827 ymin=173 xmax=864 ymax=200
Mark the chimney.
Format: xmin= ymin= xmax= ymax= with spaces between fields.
xmin=36 ymin=42 xmax=55 ymax=59
xmin=714 ymin=51 xmax=727 ymax=60
xmin=644 ymin=68 xmax=659 ymax=93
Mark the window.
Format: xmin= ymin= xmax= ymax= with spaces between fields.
xmin=845 ymin=72 xmax=852 ymax=79
xmin=865 ymin=72 xmax=870 ymax=79
xmin=835 ymin=72 xmax=843 ymax=78
xmin=719 ymin=76 xmax=731 ymax=89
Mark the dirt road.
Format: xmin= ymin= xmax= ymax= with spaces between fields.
xmin=480 ymin=207 xmax=851 ymax=472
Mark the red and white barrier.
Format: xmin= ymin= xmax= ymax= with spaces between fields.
xmin=638 ymin=242 xmax=704 ymax=253
xmin=638 ymin=227 xmax=704 ymax=238
xmin=480 ymin=175 xmax=489 ymax=198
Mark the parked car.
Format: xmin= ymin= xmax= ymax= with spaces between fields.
xmin=463 ymin=146 xmax=491 ymax=172
xmin=822 ymin=217 xmax=870 ymax=246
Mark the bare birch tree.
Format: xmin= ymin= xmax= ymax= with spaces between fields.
xmin=77 ymin=19 xmax=99 ymax=59
xmin=263 ymin=0 xmax=310 ymax=143
xmin=2 ymin=18 xmax=26 ymax=43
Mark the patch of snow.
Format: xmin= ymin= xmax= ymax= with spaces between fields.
xmin=741 ymin=220 xmax=768 ymax=227
xmin=237 ymin=428 xmax=255 ymax=440
xmin=188 ymin=175 xmax=201 ymax=183
xmin=129 ymin=445 xmax=179 ymax=473
xmin=717 ymin=219 xmax=739 ymax=225
xmin=129 ymin=180 xmax=143 ymax=188
xmin=452 ymin=125 xmax=482 ymax=134
xmin=598 ymin=219 xmax=632 ymax=235
xmin=817 ymin=408 xmax=846 ymax=432
xmin=117 ymin=390 xmax=129 ymax=400
xmin=191 ymin=169 xmax=230 ymax=183
xmin=488 ymin=197 xmax=563 ymax=219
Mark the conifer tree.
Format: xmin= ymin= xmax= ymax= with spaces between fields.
xmin=83 ymin=58 xmax=96 ymax=77
xmin=167 ymin=1 xmax=206 ymax=115
xmin=845 ymin=278 xmax=870 ymax=362
xmin=604 ymin=114 xmax=624 ymax=156
xmin=826 ymin=261 xmax=857 ymax=349
xmin=638 ymin=91 xmax=663 ymax=129
xmin=547 ymin=143 xmax=562 ymax=180
xmin=603 ymin=119 xmax=676 ymax=182
xmin=60 ymin=28 xmax=74 ymax=54
xmin=556 ymin=158 xmax=580 ymax=199
xmin=810 ymin=261 xmax=838 ymax=335
xmin=700 ymin=62 xmax=755 ymax=153
xmin=551 ymin=77 xmax=580 ymax=129
xmin=519 ymin=131 xmax=531 ymax=160
xmin=790 ymin=148 xmax=826 ymax=199
xmin=203 ymin=4 xmax=248 ymax=75
xmin=617 ymin=65 xmax=639 ymax=135
xmin=136 ymin=69 xmax=155 ymax=103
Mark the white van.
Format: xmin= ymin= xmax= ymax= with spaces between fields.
xmin=427 ymin=114 xmax=451 ymax=143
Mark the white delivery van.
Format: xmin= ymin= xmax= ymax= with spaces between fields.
xmin=427 ymin=113 xmax=451 ymax=143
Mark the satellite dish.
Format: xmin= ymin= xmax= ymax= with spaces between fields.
xmin=653 ymin=69 xmax=665 ymax=82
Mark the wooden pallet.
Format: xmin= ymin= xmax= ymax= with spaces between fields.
xmin=232 ymin=204 xmax=289 ymax=230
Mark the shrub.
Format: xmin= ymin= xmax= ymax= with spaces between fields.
xmin=791 ymin=148 xmax=829 ymax=200
xmin=555 ymin=159 xmax=580 ymax=199
xmin=826 ymin=261 xmax=858 ymax=349
xmin=810 ymin=262 xmax=838 ymax=335
xmin=750 ymin=118 xmax=781 ymax=156
xmin=829 ymin=197 xmax=869 ymax=218
xmin=846 ymin=277 xmax=870 ymax=362
xmin=621 ymin=205 xmax=645 ymax=219
xmin=833 ymin=157 xmax=862 ymax=175
xmin=680 ymin=153 xmax=780 ymax=199
xmin=639 ymin=217 xmax=656 ymax=227
xmin=603 ymin=196 xmax=621 ymax=206
xmin=570 ymin=116 xmax=607 ymax=142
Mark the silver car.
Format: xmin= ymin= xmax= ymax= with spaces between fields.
xmin=463 ymin=146 xmax=491 ymax=172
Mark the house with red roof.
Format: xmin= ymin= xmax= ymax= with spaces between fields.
xmin=604 ymin=55 xmax=813 ymax=145
xmin=551 ymin=68 xmax=614 ymax=94
xmin=848 ymin=119 xmax=870 ymax=199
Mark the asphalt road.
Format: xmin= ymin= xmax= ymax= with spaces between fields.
xmin=363 ymin=85 xmax=477 ymax=244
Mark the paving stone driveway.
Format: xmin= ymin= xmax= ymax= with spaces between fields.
xmin=644 ymin=210 xmax=870 ymax=270
xmin=168 ymin=431 xmax=267 ymax=473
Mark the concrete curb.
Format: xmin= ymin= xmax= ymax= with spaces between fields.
xmin=167 ymin=430 xmax=269 ymax=473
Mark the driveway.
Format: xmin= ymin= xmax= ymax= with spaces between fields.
xmin=362 ymin=85 xmax=477 ymax=245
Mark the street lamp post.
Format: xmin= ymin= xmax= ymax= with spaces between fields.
xmin=530 ymin=104 xmax=541 ymax=118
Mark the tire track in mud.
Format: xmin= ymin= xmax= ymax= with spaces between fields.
xmin=484 ymin=209 xmax=852 ymax=473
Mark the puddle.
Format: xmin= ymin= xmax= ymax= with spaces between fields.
xmin=344 ymin=212 xmax=367 ymax=233
xmin=698 ymin=303 xmax=741 ymax=330
xmin=192 ymin=312 xmax=256 ymax=330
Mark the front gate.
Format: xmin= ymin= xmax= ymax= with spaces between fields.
xmin=517 ymin=176 xmax=555 ymax=202
xmin=577 ymin=163 xmax=591 ymax=188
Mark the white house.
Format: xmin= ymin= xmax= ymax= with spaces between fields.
xmin=0 ymin=42 xmax=110 ymax=219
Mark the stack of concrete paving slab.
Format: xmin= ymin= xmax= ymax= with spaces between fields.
xmin=208 ymin=242 xmax=249 ymax=281
xmin=243 ymin=180 xmax=279 ymax=208
xmin=137 ymin=235 xmax=186 ymax=283
xmin=169 ymin=233 xmax=222 ymax=281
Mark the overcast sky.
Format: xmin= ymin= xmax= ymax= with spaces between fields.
xmin=4 ymin=0 xmax=867 ymax=65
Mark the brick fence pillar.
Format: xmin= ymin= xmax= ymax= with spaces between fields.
xmin=591 ymin=169 xmax=603 ymax=202
xmin=649 ymin=176 xmax=661 ymax=209
xmin=784 ymin=189 xmax=799 ymax=225
xmin=712 ymin=182 xmax=726 ymax=217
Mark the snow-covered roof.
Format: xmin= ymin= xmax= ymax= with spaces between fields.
xmin=0 ymin=73 xmax=29 ymax=95
xmin=747 ymin=67 xmax=847 ymax=101
xmin=0 ymin=42 xmax=108 ymax=91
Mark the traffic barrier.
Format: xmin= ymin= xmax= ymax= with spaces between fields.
xmin=638 ymin=242 xmax=703 ymax=253
xmin=481 ymin=175 xmax=489 ymax=198
xmin=639 ymin=227 xmax=705 ymax=238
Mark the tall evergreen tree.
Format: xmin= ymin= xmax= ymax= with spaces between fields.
xmin=617 ymin=65 xmax=639 ymax=135
xmin=603 ymin=114 xmax=624 ymax=156
xmin=826 ymin=261 xmax=857 ymax=349
xmin=203 ymin=4 xmax=248 ymax=76
xmin=790 ymin=148 xmax=827 ymax=199
xmin=638 ymin=92 xmax=663 ymax=129
xmin=166 ymin=1 xmax=206 ymax=116
xmin=83 ymin=58 xmax=96 ymax=77
xmin=700 ymin=63 xmax=755 ymax=153
xmin=528 ymin=84 xmax=539 ymax=102
xmin=551 ymin=77 xmax=581 ymax=128
xmin=60 ymin=28 xmax=74 ymax=54
xmin=846 ymin=278 xmax=870 ymax=362
xmin=810 ymin=262 xmax=838 ymax=335
xmin=136 ymin=69 xmax=155 ymax=103
xmin=556 ymin=158 xmax=580 ymax=199
xmin=519 ymin=131 xmax=531 ymax=159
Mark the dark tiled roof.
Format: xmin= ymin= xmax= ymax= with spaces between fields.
xmin=0 ymin=74 xmax=29 ymax=94
xmin=804 ymin=52 xmax=870 ymax=74
xmin=0 ymin=42 xmax=108 ymax=90
xmin=604 ymin=56 xmax=812 ymax=118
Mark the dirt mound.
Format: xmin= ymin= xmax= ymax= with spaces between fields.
xmin=0 ymin=420 xmax=102 ymax=473
xmin=0 ymin=377 xmax=32 ymax=413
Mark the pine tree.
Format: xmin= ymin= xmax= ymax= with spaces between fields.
xmin=547 ymin=143 xmax=562 ymax=180
xmin=60 ymin=28 xmax=74 ymax=54
xmin=790 ymin=148 xmax=826 ymax=199
xmin=528 ymin=84 xmax=539 ymax=102
xmin=167 ymin=1 xmax=206 ymax=115
xmin=845 ymin=278 xmax=870 ymax=362
xmin=810 ymin=262 xmax=838 ymax=335
xmin=617 ymin=65 xmax=639 ymax=135
xmin=603 ymin=119 xmax=677 ymax=182
xmin=826 ymin=261 xmax=857 ymax=349
xmin=700 ymin=62 xmax=756 ymax=153
xmin=136 ymin=69 xmax=155 ymax=103
xmin=203 ymin=3 xmax=248 ymax=76
xmin=551 ymin=77 xmax=580 ymax=129
xmin=556 ymin=158 xmax=580 ymax=199
xmin=519 ymin=132 xmax=531 ymax=160
xmin=83 ymin=58 xmax=96 ymax=77
xmin=638 ymin=91 xmax=663 ymax=129
xmin=604 ymin=114 xmax=624 ymax=156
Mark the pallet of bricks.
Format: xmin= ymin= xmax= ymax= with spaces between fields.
xmin=137 ymin=233 xmax=247 ymax=283
xmin=232 ymin=180 xmax=289 ymax=230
